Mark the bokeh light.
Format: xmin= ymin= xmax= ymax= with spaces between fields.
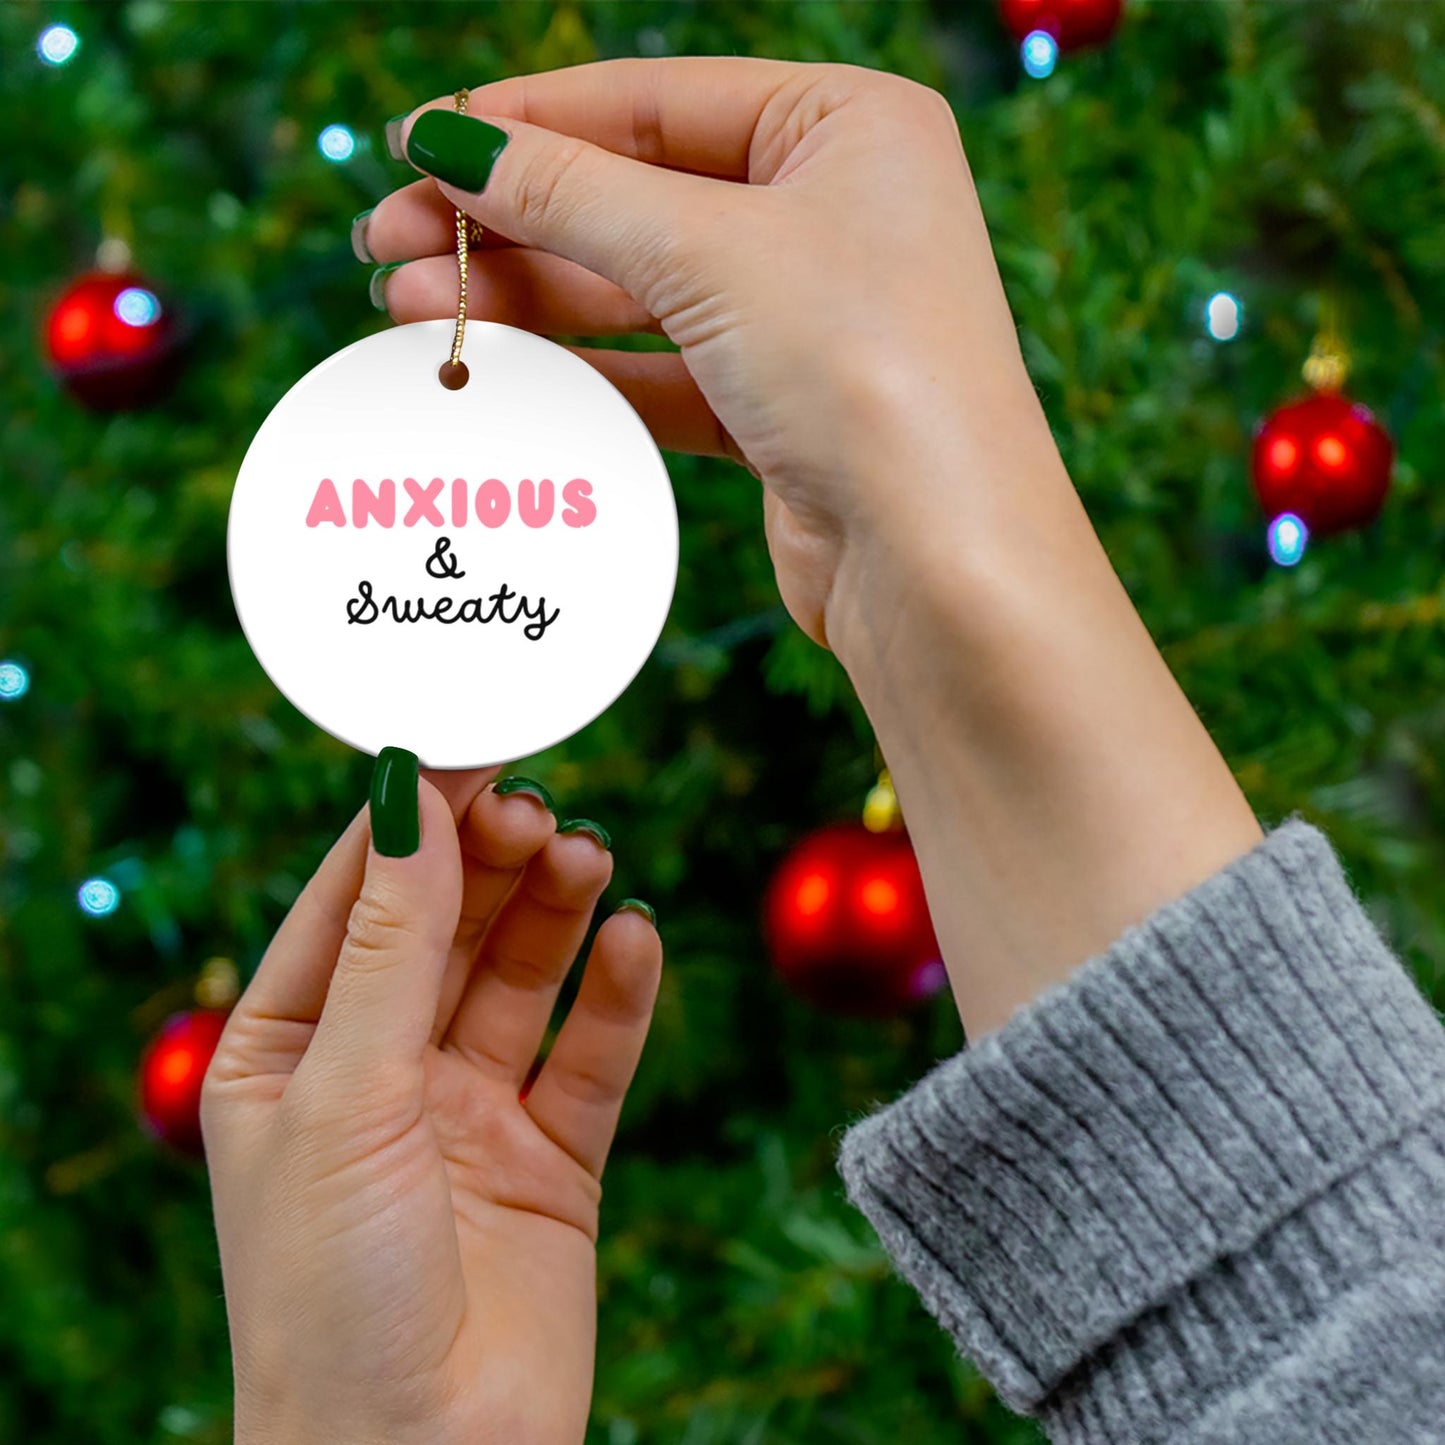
xmin=318 ymin=124 xmax=356 ymax=162
xmin=114 ymin=287 xmax=162 ymax=328
xmin=1021 ymin=30 xmax=1059 ymax=79
xmin=910 ymin=958 xmax=948 ymax=1000
xmin=1205 ymin=291 xmax=1242 ymax=341
xmin=858 ymin=876 xmax=901 ymax=919
xmin=77 ymin=878 xmax=121 ymax=917
xmin=37 ymin=24 xmax=79 ymax=66
xmin=78 ymin=878 xmax=122 ymax=913
xmin=793 ymin=872 xmax=830 ymax=918
xmin=0 ymin=660 xmax=29 ymax=701
xmin=1267 ymin=512 xmax=1308 ymax=567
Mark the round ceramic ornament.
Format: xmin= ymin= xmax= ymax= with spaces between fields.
xmin=228 ymin=318 xmax=678 ymax=767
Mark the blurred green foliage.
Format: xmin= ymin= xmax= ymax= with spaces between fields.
xmin=2 ymin=2 xmax=1444 ymax=1442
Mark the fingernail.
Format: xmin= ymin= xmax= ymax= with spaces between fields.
xmin=369 ymin=261 xmax=404 ymax=312
xmin=404 ymin=110 xmax=510 ymax=192
xmin=370 ymin=746 xmax=420 ymax=857
xmin=616 ymin=898 xmax=656 ymax=926
xmin=493 ymin=775 xmax=555 ymax=812
xmin=350 ymin=208 xmax=375 ymax=264
xmin=384 ymin=113 xmax=409 ymax=161
xmin=558 ymin=818 xmax=611 ymax=851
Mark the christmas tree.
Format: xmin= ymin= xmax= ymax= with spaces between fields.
xmin=3 ymin=3 xmax=1444 ymax=1442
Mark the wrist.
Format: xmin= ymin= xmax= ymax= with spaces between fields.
xmin=233 ymin=1383 xmax=395 ymax=1445
xmin=821 ymin=399 xmax=1260 ymax=1037
xmin=822 ymin=370 xmax=1081 ymax=682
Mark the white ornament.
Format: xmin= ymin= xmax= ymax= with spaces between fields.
xmin=229 ymin=320 xmax=678 ymax=767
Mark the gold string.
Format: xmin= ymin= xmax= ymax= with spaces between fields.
xmin=441 ymin=88 xmax=479 ymax=388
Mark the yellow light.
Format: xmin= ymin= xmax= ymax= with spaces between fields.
xmin=863 ymin=768 xmax=900 ymax=833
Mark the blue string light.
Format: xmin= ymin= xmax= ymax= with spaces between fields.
xmin=1267 ymin=512 xmax=1308 ymax=567
xmin=114 ymin=287 xmax=162 ymax=328
xmin=1021 ymin=30 xmax=1059 ymax=80
xmin=1205 ymin=291 xmax=1242 ymax=342
xmin=318 ymin=124 xmax=356 ymax=163
xmin=0 ymin=660 xmax=29 ymax=700
xmin=78 ymin=878 xmax=121 ymax=917
xmin=37 ymin=24 xmax=79 ymax=66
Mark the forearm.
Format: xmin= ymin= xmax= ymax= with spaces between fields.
xmin=826 ymin=379 xmax=1261 ymax=1038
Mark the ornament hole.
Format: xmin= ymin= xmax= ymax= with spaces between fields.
xmin=438 ymin=360 xmax=470 ymax=391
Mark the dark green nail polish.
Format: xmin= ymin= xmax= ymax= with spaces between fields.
xmin=370 ymin=746 xmax=419 ymax=857
xmin=350 ymin=208 xmax=375 ymax=264
xmin=369 ymin=261 xmax=404 ymax=311
xmin=493 ymin=775 xmax=555 ymax=811
xmin=558 ymin=818 xmax=611 ymax=851
xmin=617 ymin=898 xmax=656 ymax=926
xmin=405 ymin=110 xmax=510 ymax=192
xmin=384 ymin=113 xmax=408 ymax=161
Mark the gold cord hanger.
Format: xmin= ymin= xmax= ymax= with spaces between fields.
xmin=439 ymin=88 xmax=484 ymax=389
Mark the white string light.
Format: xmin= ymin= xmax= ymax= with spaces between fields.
xmin=78 ymin=878 xmax=122 ymax=917
xmin=318 ymin=124 xmax=356 ymax=163
xmin=0 ymin=660 xmax=29 ymax=700
xmin=1205 ymin=291 xmax=1243 ymax=342
xmin=37 ymin=24 xmax=79 ymax=66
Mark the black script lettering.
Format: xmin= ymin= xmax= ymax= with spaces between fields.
xmin=344 ymin=580 xmax=560 ymax=640
xmin=347 ymin=579 xmax=379 ymax=624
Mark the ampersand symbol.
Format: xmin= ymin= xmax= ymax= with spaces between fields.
xmin=425 ymin=535 xmax=467 ymax=579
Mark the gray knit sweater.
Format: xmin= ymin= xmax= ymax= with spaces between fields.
xmin=838 ymin=820 xmax=1445 ymax=1443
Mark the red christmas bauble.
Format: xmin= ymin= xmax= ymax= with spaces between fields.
xmin=1251 ymin=392 xmax=1393 ymax=537
xmin=764 ymin=823 xmax=944 ymax=1016
xmin=45 ymin=270 xmax=180 ymax=410
xmin=998 ymin=0 xmax=1123 ymax=50
xmin=138 ymin=1009 xmax=229 ymax=1156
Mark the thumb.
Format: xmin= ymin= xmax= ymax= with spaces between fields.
xmin=398 ymin=106 xmax=726 ymax=314
xmin=305 ymin=750 xmax=463 ymax=1082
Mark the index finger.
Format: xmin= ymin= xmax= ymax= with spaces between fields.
xmin=409 ymin=55 xmax=810 ymax=182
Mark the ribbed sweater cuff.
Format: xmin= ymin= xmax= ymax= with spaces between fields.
xmin=837 ymin=819 xmax=1445 ymax=1435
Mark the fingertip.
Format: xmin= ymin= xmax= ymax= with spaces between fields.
xmin=557 ymin=817 xmax=612 ymax=851
xmin=546 ymin=825 xmax=616 ymax=894
xmin=604 ymin=904 xmax=662 ymax=949
xmin=365 ymin=757 xmax=456 ymax=869
xmin=614 ymin=897 xmax=657 ymax=929
xmin=384 ymin=111 xmax=411 ymax=163
xmin=386 ymin=100 xmax=451 ymax=168
xmin=369 ymin=746 xmax=420 ymax=858
xmin=590 ymin=907 xmax=665 ymax=1011
xmin=597 ymin=903 xmax=664 ymax=976
xmin=381 ymin=108 xmax=424 ymax=164
xmin=350 ymin=208 xmax=375 ymax=264
xmin=461 ymin=778 xmax=558 ymax=869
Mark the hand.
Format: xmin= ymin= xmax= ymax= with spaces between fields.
xmin=363 ymin=59 xmax=1260 ymax=1038
xmin=202 ymin=766 xmax=661 ymax=1445
xmin=361 ymin=57 xmax=1042 ymax=656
